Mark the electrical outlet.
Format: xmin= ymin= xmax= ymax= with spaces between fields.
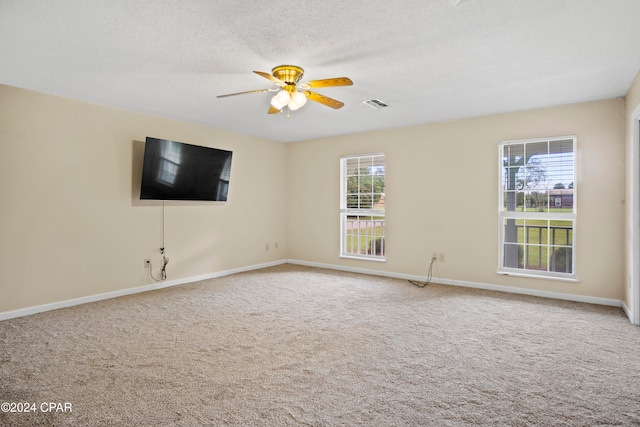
xmin=275 ymin=242 xmax=278 ymax=249
xmin=265 ymin=244 xmax=270 ymax=252
xmin=439 ymin=253 xmax=446 ymax=262
xmin=144 ymin=259 xmax=151 ymax=268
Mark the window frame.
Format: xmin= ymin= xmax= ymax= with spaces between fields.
xmin=339 ymin=153 xmax=386 ymax=261
xmin=498 ymin=136 xmax=577 ymax=280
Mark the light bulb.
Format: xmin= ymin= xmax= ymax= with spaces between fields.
xmin=270 ymin=90 xmax=291 ymax=109
xmin=288 ymin=91 xmax=308 ymax=111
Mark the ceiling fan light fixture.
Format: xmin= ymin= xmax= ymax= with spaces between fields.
xmin=270 ymin=90 xmax=291 ymax=109
xmin=288 ymin=91 xmax=308 ymax=111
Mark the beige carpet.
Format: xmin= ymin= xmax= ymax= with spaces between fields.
xmin=1 ymin=264 xmax=640 ymax=426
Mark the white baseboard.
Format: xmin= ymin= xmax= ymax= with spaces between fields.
xmin=1 ymin=258 xmax=624 ymax=322
xmin=0 ymin=260 xmax=288 ymax=322
xmin=288 ymin=259 xmax=624 ymax=308
xmin=622 ymin=301 xmax=633 ymax=323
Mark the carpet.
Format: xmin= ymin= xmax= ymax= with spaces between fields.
xmin=1 ymin=264 xmax=639 ymax=426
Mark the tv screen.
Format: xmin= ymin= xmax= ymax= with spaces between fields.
xmin=140 ymin=137 xmax=232 ymax=201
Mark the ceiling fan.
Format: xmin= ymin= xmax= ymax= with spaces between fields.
xmin=217 ymin=65 xmax=353 ymax=115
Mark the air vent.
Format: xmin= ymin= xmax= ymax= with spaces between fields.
xmin=362 ymin=99 xmax=389 ymax=110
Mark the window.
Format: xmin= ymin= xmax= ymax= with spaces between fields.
xmin=499 ymin=136 xmax=576 ymax=279
xmin=340 ymin=154 xmax=386 ymax=260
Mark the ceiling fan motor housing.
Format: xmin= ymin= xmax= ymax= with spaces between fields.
xmin=272 ymin=65 xmax=304 ymax=88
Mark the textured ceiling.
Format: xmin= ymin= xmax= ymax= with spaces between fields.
xmin=1 ymin=0 xmax=640 ymax=142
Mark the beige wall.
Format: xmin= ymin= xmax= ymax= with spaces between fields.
xmin=0 ymin=84 xmax=288 ymax=312
xmin=624 ymin=71 xmax=640 ymax=314
xmin=288 ymin=99 xmax=626 ymax=300
xmin=0 ymin=83 xmax=628 ymax=314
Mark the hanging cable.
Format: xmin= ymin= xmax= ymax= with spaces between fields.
xmin=161 ymin=201 xmax=165 ymax=250
xmin=148 ymin=202 xmax=169 ymax=282
xmin=409 ymin=256 xmax=437 ymax=288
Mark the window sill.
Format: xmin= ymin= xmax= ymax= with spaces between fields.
xmin=496 ymin=270 xmax=580 ymax=283
xmin=340 ymin=255 xmax=386 ymax=263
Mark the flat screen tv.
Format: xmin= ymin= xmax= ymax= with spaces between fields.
xmin=140 ymin=137 xmax=232 ymax=201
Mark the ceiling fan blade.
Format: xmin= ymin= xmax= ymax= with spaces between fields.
xmin=217 ymin=88 xmax=273 ymax=98
xmin=253 ymin=70 xmax=285 ymax=86
xmin=305 ymin=91 xmax=345 ymax=109
xmin=300 ymin=77 xmax=353 ymax=89
xmin=268 ymin=105 xmax=281 ymax=114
